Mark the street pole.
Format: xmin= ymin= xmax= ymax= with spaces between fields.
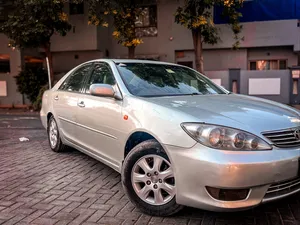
xmin=46 ymin=57 xmax=51 ymax=89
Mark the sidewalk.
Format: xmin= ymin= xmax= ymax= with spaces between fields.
xmin=0 ymin=108 xmax=39 ymax=115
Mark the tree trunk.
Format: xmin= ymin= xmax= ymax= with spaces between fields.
xmin=192 ymin=30 xmax=204 ymax=74
xmin=44 ymin=42 xmax=54 ymax=85
xmin=128 ymin=46 xmax=135 ymax=59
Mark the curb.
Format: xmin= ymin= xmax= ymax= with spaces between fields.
xmin=0 ymin=111 xmax=39 ymax=116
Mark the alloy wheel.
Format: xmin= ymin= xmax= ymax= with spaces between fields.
xmin=131 ymin=154 xmax=175 ymax=206
xmin=49 ymin=119 xmax=58 ymax=148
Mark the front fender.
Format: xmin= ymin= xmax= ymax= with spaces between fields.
xmin=122 ymin=97 xmax=197 ymax=149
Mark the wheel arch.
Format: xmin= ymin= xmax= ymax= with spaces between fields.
xmin=47 ymin=112 xmax=53 ymax=126
xmin=124 ymin=129 xmax=170 ymax=160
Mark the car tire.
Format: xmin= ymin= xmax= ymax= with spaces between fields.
xmin=47 ymin=115 xmax=67 ymax=153
xmin=122 ymin=139 xmax=183 ymax=216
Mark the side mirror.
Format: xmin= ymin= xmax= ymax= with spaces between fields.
xmin=90 ymin=84 xmax=122 ymax=100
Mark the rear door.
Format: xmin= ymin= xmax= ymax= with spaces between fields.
xmin=53 ymin=63 xmax=92 ymax=142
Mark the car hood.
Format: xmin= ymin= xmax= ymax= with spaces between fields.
xmin=141 ymin=94 xmax=300 ymax=134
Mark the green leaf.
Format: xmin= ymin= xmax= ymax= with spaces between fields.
xmin=175 ymin=0 xmax=243 ymax=47
xmin=1 ymin=0 xmax=71 ymax=49
xmin=15 ymin=67 xmax=48 ymax=104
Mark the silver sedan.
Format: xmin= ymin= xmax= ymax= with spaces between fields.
xmin=41 ymin=59 xmax=300 ymax=216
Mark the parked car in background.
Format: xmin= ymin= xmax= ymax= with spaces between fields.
xmin=41 ymin=59 xmax=300 ymax=216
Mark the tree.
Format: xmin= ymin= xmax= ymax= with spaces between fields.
xmin=87 ymin=0 xmax=144 ymax=58
xmin=0 ymin=0 xmax=72 ymax=83
xmin=175 ymin=0 xmax=244 ymax=73
xmin=15 ymin=67 xmax=48 ymax=106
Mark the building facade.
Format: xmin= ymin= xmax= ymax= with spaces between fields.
xmin=1 ymin=0 xmax=300 ymax=107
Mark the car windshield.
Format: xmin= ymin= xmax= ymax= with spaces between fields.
xmin=116 ymin=62 xmax=226 ymax=97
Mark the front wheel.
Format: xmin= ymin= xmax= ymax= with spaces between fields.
xmin=121 ymin=139 xmax=183 ymax=216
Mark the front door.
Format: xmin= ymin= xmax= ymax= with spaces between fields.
xmin=76 ymin=62 xmax=123 ymax=168
xmin=53 ymin=63 xmax=92 ymax=142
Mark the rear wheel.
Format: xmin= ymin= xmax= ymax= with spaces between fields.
xmin=47 ymin=116 xmax=67 ymax=152
xmin=122 ymin=139 xmax=183 ymax=216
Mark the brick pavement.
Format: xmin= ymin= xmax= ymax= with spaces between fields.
xmin=1 ymin=128 xmax=300 ymax=225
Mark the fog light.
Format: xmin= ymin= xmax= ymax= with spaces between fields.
xmin=206 ymin=186 xmax=249 ymax=201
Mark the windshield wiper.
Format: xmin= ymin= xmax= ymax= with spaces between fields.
xmin=171 ymin=93 xmax=202 ymax=96
xmin=185 ymin=92 xmax=202 ymax=96
xmin=138 ymin=93 xmax=202 ymax=97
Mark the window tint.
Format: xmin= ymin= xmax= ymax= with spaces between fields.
xmin=85 ymin=63 xmax=115 ymax=93
xmin=59 ymin=64 xmax=91 ymax=92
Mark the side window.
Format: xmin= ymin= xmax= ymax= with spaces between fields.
xmin=59 ymin=64 xmax=91 ymax=92
xmin=85 ymin=63 xmax=116 ymax=93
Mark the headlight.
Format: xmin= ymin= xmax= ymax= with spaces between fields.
xmin=181 ymin=123 xmax=272 ymax=151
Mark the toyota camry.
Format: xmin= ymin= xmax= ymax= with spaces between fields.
xmin=41 ymin=59 xmax=300 ymax=216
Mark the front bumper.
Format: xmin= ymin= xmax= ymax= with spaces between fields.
xmin=164 ymin=143 xmax=300 ymax=211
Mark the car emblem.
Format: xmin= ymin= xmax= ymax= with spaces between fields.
xmin=294 ymin=129 xmax=300 ymax=140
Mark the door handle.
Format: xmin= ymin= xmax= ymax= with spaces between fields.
xmin=54 ymin=96 xmax=59 ymax=101
xmin=77 ymin=101 xmax=85 ymax=108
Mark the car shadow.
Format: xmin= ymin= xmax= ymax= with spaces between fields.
xmin=172 ymin=194 xmax=300 ymax=223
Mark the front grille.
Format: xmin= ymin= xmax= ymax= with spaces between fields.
xmin=264 ymin=177 xmax=300 ymax=201
xmin=262 ymin=127 xmax=300 ymax=148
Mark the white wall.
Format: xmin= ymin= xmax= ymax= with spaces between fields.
xmin=209 ymin=20 xmax=300 ymax=50
xmin=50 ymin=3 xmax=99 ymax=52
xmin=1 ymin=0 xmax=300 ymax=106
xmin=176 ymin=47 xmax=296 ymax=71
xmin=22 ymin=48 xmax=42 ymax=59
xmin=52 ymin=50 xmax=103 ymax=73
xmin=110 ymin=0 xmax=181 ymax=62
xmin=205 ymin=70 xmax=229 ymax=89
xmin=97 ymin=17 xmax=113 ymax=55
xmin=204 ymin=69 xmax=291 ymax=104
xmin=0 ymin=34 xmax=21 ymax=75
xmin=0 ymin=34 xmax=24 ymax=106
xmin=204 ymin=49 xmax=248 ymax=70
xmin=47 ymin=0 xmax=300 ymax=69
xmin=240 ymin=70 xmax=290 ymax=104
xmin=176 ymin=49 xmax=247 ymax=71
xmin=109 ymin=0 xmax=300 ymax=65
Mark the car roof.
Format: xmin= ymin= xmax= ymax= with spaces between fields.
xmin=112 ymin=59 xmax=178 ymax=65
xmin=84 ymin=59 xmax=181 ymax=66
